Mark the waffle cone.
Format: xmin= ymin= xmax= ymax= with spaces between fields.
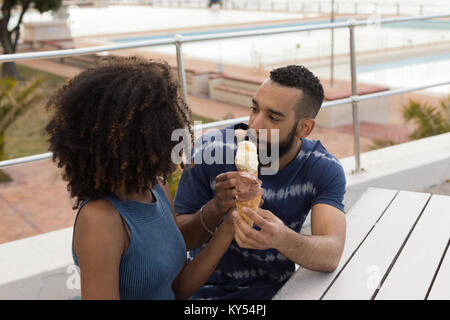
xmin=236 ymin=193 xmax=262 ymax=227
xmin=235 ymin=167 xmax=261 ymax=226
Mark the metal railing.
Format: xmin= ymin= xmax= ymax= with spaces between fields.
xmin=0 ymin=13 xmax=449 ymax=172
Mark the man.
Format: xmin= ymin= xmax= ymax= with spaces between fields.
xmin=174 ymin=65 xmax=346 ymax=299
xmin=208 ymin=0 xmax=223 ymax=8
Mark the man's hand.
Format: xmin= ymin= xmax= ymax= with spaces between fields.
xmin=232 ymin=207 xmax=287 ymax=250
xmin=214 ymin=172 xmax=239 ymax=215
xmin=232 ymin=204 xmax=346 ymax=273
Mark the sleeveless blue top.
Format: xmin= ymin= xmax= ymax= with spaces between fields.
xmin=72 ymin=184 xmax=186 ymax=300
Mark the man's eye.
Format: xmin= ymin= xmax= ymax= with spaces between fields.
xmin=269 ymin=115 xmax=279 ymax=122
xmin=250 ymin=106 xmax=258 ymax=113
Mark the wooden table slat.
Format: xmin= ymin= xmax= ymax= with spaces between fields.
xmin=273 ymin=187 xmax=397 ymax=300
xmin=427 ymin=244 xmax=450 ymax=300
xmin=322 ymin=191 xmax=430 ymax=300
xmin=375 ymin=194 xmax=450 ymax=300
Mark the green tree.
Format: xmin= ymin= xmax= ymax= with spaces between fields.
xmin=0 ymin=75 xmax=43 ymax=159
xmin=368 ymin=138 xmax=397 ymax=151
xmin=368 ymin=95 xmax=450 ymax=150
xmin=166 ymin=165 xmax=183 ymax=199
xmin=403 ymin=95 xmax=450 ymax=140
xmin=0 ymin=0 xmax=62 ymax=78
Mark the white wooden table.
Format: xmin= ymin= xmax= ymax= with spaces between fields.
xmin=273 ymin=187 xmax=450 ymax=300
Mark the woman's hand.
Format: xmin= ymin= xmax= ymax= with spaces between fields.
xmin=214 ymin=172 xmax=239 ymax=216
xmin=221 ymin=208 xmax=236 ymax=234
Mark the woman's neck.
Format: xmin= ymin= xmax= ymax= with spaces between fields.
xmin=126 ymin=189 xmax=155 ymax=204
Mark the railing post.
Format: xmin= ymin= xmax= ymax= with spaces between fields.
xmin=174 ymin=34 xmax=188 ymax=106
xmin=348 ymin=19 xmax=362 ymax=173
xmin=330 ymin=0 xmax=335 ymax=87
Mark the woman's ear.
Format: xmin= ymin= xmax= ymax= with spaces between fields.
xmin=296 ymin=119 xmax=315 ymax=138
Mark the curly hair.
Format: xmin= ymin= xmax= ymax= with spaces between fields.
xmin=270 ymin=65 xmax=324 ymax=119
xmin=45 ymin=56 xmax=193 ymax=209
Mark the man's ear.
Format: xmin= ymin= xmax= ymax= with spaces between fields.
xmin=296 ymin=119 xmax=315 ymax=138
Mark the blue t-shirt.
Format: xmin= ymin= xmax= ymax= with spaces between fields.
xmin=174 ymin=123 xmax=346 ymax=300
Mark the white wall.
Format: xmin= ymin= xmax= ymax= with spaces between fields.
xmin=342 ymin=132 xmax=450 ymax=210
xmin=302 ymin=132 xmax=450 ymax=234
xmin=0 ymin=228 xmax=79 ymax=300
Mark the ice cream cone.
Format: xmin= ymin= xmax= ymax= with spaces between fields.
xmin=235 ymin=139 xmax=262 ymax=227
xmin=236 ymin=192 xmax=262 ymax=227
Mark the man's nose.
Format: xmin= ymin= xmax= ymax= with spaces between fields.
xmin=249 ymin=113 xmax=264 ymax=131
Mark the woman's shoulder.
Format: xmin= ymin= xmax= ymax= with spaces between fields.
xmin=76 ymin=199 xmax=125 ymax=241
xmin=74 ymin=198 xmax=127 ymax=260
xmin=79 ymin=199 xmax=120 ymax=221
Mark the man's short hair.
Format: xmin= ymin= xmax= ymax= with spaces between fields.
xmin=269 ymin=65 xmax=324 ymax=119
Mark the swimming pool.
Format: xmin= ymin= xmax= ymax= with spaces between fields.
xmin=111 ymin=18 xmax=346 ymax=43
xmin=358 ymin=57 xmax=450 ymax=95
xmin=17 ymin=5 xmax=315 ymax=37
xmin=113 ymin=17 xmax=450 ymax=70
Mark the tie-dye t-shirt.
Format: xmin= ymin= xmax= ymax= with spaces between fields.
xmin=174 ymin=123 xmax=346 ymax=300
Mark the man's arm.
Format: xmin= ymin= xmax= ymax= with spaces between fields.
xmin=176 ymin=171 xmax=239 ymax=251
xmin=233 ymin=203 xmax=346 ymax=272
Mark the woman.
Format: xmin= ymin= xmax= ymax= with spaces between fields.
xmin=45 ymin=56 xmax=234 ymax=299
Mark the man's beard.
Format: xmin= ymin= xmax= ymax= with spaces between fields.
xmin=255 ymin=121 xmax=299 ymax=163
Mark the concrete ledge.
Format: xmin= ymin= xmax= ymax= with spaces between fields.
xmin=214 ymin=84 xmax=255 ymax=97
xmin=341 ymin=132 xmax=450 ymax=210
xmin=41 ymin=40 xmax=75 ymax=50
xmin=209 ymin=73 xmax=261 ymax=107
xmin=0 ymin=228 xmax=79 ymax=300
xmin=60 ymin=52 xmax=110 ymax=69
xmin=317 ymin=80 xmax=390 ymax=128
xmin=301 ymin=132 xmax=450 ymax=234
xmin=170 ymin=65 xmax=211 ymax=95
xmin=23 ymin=20 xmax=72 ymax=49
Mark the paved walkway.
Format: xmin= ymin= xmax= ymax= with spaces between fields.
xmin=0 ymin=159 xmax=73 ymax=244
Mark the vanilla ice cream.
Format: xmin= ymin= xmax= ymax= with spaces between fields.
xmin=235 ymin=139 xmax=262 ymax=226
xmin=235 ymin=140 xmax=258 ymax=176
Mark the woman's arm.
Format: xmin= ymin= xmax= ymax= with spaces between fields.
xmin=160 ymin=180 xmax=234 ymax=300
xmin=171 ymin=214 xmax=234 ymax=300
xmin=73 ymin=200 xmax=126 ymax=300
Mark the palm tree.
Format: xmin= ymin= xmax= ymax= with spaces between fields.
xmin=403 ymin=95 xmax=450 ymax=140
xmin=368 ymin=95 xmax=450 ymax=150
xmin=0 ymin=76 xmax=43 ymax=160
xmin=368 ymin=138 xmax=397 ymax=151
